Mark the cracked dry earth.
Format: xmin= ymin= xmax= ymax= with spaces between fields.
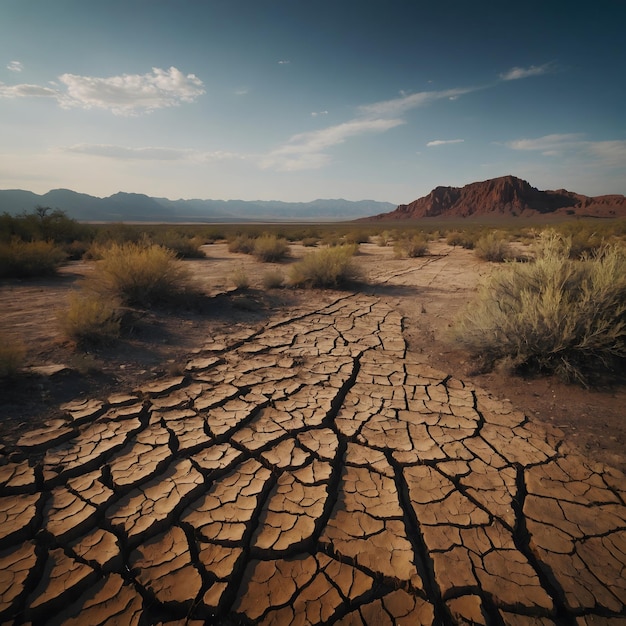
xmin=1 ymin=292 xmax=626 ymax=625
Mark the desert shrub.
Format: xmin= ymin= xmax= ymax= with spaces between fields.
xmin=288 ymin=244 xmax=359 ymax=288
xmin=452 ymin=231 xmax=626 ymax=384
xmin=377 ymin=231 xmax=392 ymax=247
xmin=87 ymin=242 xmax=195 ymax=307
xmin=393 ymin=235 xmax=429 ymax=258
xmin=60 ymin=292 xmax=121 ymax=345
xmin=301 ymin=237 xmax=319 ymax=247
xmin=262 ymin=269 xmax=285 ymax=289
xmin=0 ymin=334 xmax=25 ymax=378
xmin=0 ymin=239 xmax=66 ymax=277
xmin=253 ymin=235 xmax=290 ymax=262
xmin=231 ymin=266 xmax=250 ymax=290
xmin=150 ymin=231 xmax=206 ymax=259
xmin=344 ymin=230 xmax=370 ymax=245
xmin=474 ymin=231 xmax=513 ymax=262
xmin=228 ymin=234 xmax=256 ymax=255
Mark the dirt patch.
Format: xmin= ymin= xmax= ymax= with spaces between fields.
xmin=1 ymin=241 xmax=625 ymax=472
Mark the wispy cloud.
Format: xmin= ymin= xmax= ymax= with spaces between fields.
xmin=505 ymin=133 xmax=626 ymax=167
xmin=261 ymin=118 xmax=404 ymax=171
xmin=278 ymin=60 xmax=290 ymax=65
xmin=0 ymin=83 xmax=58 ymax=98
xmin=64 ymin=143 xmax=245 ymax=162
xmin=427 ymin=139 xmax=464 ymax=147
xmin=0 ymin=66 xmax=204 ymax=115
xmin=7 ymin=60 xmax=23 ymax=72
xmin=505 ymin=133 xmax=583 ymax=154
xmin=499 ymin=62 xmax=554 ymax=81
xmin=311 ymin=110 xmax=328 ymax=117
xmin=358 ymin=87 xmax=477 ymax=118
xmin=262 ymin=85 xmax=478 ymax=171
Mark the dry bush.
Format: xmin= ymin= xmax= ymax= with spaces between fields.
xmin=60 ymin=292 xmax=121 ymax=345
xmin=301 ymin=237 xmax=319 ymax=247
xmin=262 ymin=269 xmax=285 ymax=289
xmin=87 ymin=242 xmax=196 ymax=307
xmin=0 ymin=334 xmax=25 ymax=378
xmin=393 ymin=235 xmax=429 ymax=258
xmin=0 ymin=240 xmax=66 ymax=277
xmin=288 ymin=244 xmax=360 ymax=288
xmin=474 ymin=231 xmax=513 ymax=262
xmin=231 ymin=266 xmax=250 ymax=290
xmin=253 ymin=235 xmax=290 ymax=262
xmin=228 ymin=234 xmax=256 ymax=255
xmin=452 ymin=231 xmax=626 ymax=384
xmin=150 ymin=231 xmax=206 ymax=258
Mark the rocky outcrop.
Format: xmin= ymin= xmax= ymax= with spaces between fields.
xmin=367 ymin=175 xmax=626 ymax=220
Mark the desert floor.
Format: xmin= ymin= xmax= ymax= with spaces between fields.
xmin=1 ymin=241 xmax=625 ymax=624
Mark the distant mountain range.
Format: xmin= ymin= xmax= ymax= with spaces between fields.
xmin=366 ymin=175 xmax=626 ymax=220
xmin=0 ymin=188 xmax=395 ymax=222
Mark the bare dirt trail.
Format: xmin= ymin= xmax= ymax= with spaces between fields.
xmin=1 ymin=242 xmax=625 ymax=624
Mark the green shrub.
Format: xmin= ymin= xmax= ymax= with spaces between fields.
xmin=288 ymin=244 xmax=360 ymax=288
xmin=452 ymin=231 xmax=626 ymax=384
xmin=262 ymin=269 xmax=285 ymax=289
xmin=60 ymin=292 xmax=121 ymax=345
xmin=474 ymin=231 xmax=513 ymax=262
xmin=87 ymin=242 xmax=195 ymax=307
xmin=0 ymin=334 xmax=25 ymax=377
xmin=253 ymin=235 xmax=290 ymax=262
xmin=0 ymin=239 xmax=66 ymax=277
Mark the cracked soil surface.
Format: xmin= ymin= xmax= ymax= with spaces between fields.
xmin=1 ymin=242 xmax=625 ymax=625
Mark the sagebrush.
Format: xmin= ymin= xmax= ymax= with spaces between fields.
xmin=86 ymin=242 xmax=196 ymax=306
xmin=60 ymin=292 xmax=121 ymax=345
xmin=452 ymin=231 xmax=626 ymax=384
xmin=288 ymin=244 xmax=360 ymax=288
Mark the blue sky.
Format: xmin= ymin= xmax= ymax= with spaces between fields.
xmin=1 ymin=0 xmax=624 ymax=204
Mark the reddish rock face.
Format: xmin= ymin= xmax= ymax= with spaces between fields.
xmin=368 ymin=175 xmax=626 ymax=219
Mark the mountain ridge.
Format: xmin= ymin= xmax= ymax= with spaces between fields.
xmin=0 ymin=188 xmax=395 ymax=222
xmin=365 ymin=175 xmax=626 ymax=220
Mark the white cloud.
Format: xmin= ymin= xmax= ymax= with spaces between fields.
xmin=499 ymin=63 xmax=554 ymax=81
xmin=0 ymin=82 xmax=58 ymax=98
xmin=261 ymin=118 xmax=404 ymax=171
xmin=358 ymin=87 xmax=476 ymax=118
xmin=427 ymin=139 xmax=464 ymax=147
xmin=63 ymin=143 xmax=245 ymax=163
xmin=7 ymin=61 xmax=23 ymax=72
xmin=505 ymin=134 xmax=626 ymax=168
xmin=505 ymin=133 xmax=583 ymax=153
xmin=0 ymin=66 xmax=204 ymax=115
xmin=262 ymin=84 xmax=479 ymax=171
xmin=311 ymin=110 xmax=328 ymax=117
xmin=58 ymin=67 xmax=205 ymax=115
xmin=586 ymin=140 xmax=626 ymax=166
xmin=278 ymin=60 xmax=290 ymax=65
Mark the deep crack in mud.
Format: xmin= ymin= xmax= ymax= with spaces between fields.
xmin=1 ymin=293 xmax=625 ymax=625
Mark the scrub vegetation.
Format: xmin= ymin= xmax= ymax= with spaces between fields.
xmin=2 ymin=206 xmax=626 ymax=385
xmin=452 ymin=230 xmax=626 ymax=384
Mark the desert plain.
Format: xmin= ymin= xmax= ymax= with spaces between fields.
xmin=1 ymin=239 xmax=625 ymax=624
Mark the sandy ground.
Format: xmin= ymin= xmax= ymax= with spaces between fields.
xmin=1 ymin=240 xmax=625 ymax=473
